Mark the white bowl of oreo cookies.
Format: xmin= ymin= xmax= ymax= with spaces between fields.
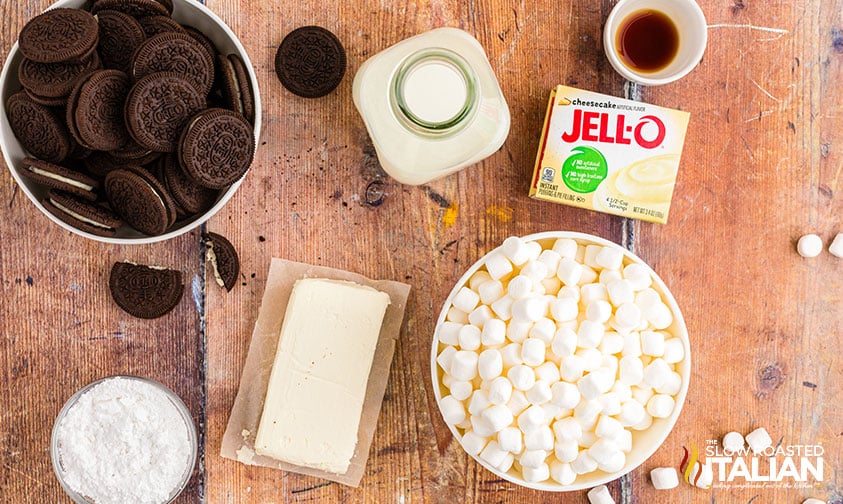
xmin=0 ymin=0 xmax=262 ymax=244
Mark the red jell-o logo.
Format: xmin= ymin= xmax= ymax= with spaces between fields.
xmin=560 ymin=109 xmax=666 ymax=149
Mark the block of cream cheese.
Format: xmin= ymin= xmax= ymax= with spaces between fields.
xmin=254 ymin=278 xmax=391 ymax=474
xmin=530 ymin=85 xmax=690 ymax=223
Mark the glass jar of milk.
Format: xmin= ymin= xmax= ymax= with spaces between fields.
xmin=353 ymin=28 xmax=510 ymax=185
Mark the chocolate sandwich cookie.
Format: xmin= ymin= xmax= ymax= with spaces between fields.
xmin=202 ymin=232 xmax=239 ymax=291
xmin=125 ymin=72 xmax=206 ymax=152
xmin=105 ymin=167 xmax=176 ymax=235
xmin=109 ymin=140 xmax=162 ymax=165
xmin=92 ymin=0 xmax=169 ymax=19
xmin=132 ymin=32 xmax=215 ymax=96
xmin=183 ymin=26 xmax=218 ymax=61
xmin=19 ymin=157 xmax=99 ymax=201
xmin=138 ymin=15 xmax=184 ymax=38
xmin=6 ymin=91 xmax=70 ymax=163
xmin=18 ymin=8 xmax=99 ymax=64
xmin=178 ymin=108 xmax=255 ymax=189
xmin=23 ymin=89 xmax=68 ymax=107
xmin=65 ymin=71 xmax=96 ymax=151
xmin=96 ymin=10 xmax=146 ymax=74
xmin=42 ymin=190 xmax=122 ymax=237
xmin=275 ymin=26 xmax=346 ymax=98
xmin=219 ymin=54 xmax=255 ymax=124
xmin=109 ymin=262 xmax=183 ymax=319
xmin=18 ymin=53 xmax=100 ymax=99
xmin=154 ymin=0 xmax=174 ymax=15
xmin=161 ymin=153 xmax=218 ymax=214
xmin=74 ymin=70 xmax=132 ymax=151
xmin=83 ymin=151 xmax=121 ymax=179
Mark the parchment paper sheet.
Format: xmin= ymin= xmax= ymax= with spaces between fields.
xmin=220 ymin=258 xmax=411 ymax=487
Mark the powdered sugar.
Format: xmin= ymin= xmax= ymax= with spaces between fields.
xmin=54 ymin=377 xmax=194 ymax=504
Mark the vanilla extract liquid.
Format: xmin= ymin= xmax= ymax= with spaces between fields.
xmin=616 ymin=9 xmax=679 ymax=73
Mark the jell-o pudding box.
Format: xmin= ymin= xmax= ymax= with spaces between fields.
xmin=530 ymin=85 xmax=690 ymax=224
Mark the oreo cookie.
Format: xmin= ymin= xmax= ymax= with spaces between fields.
xmin=18 ymin=8 xmax=99 ymax=63
xmin=42 ymin=190 xmax=121 ymax=237
xmin=96 ymin=9 xmax=146 ymax=74
xmin=183 ymin=25 xmax=218 ymax=61
xmin=275 ymin=26 xmax=346 ymax=98
xmin=132 ymin=32 xmax=215 ymax=95
xmin=73 ymin=70 xmax=132 ymax=151
xmin=178 ymin=108 xmax=255 ymax=189
xmin=109 ymin=262 xmax=183 ymax=319
xmin=18 ymin=53 xmax=100 ymax=99
xmin=105 ymin=168 xmax=176 ymax=235
xmin=6 ymin=91 xmax=70 ymax=163
xmin=125 ymin=72 xmax=206 ymax=152
xmin=19 ymin=157 xmax=99 ymax=200
xmin=161 ymin=153 xmax=218 ymax=214
xmin=219 ymin=54 xmax=255 ymax=124
xmin=139 ymin=15 xmax=185 ymax=37
xmin=202 ymin=232 xmax=239 ymax=291
xmin=92 ymin=0 xmax=169 ymax=19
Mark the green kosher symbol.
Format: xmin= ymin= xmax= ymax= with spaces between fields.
xmin=561 ymin=146 xmax=608 ymax=193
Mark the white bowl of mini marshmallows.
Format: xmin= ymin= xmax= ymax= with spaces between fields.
xmin=431 ymin=231 xmax=691 ymax=491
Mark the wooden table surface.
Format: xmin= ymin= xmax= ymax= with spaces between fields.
xmin=1 ymin=0 xmax=841 ymax=502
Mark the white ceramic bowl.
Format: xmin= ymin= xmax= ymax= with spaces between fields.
xmin=0 ymin=0 xmax=262 ymax=244
xmin=431 ymin=231 xmax=691 ymax=491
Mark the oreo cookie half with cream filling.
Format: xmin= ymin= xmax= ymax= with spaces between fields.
xmin=42 ymin=190 xmax=122 ymax=237
xmin=202 ymin=232 xmax=239 ymax=291
xmin=19 ymin=157 xmax=98 ymax=200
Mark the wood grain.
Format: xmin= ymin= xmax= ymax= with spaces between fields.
xmin=1 ymin=0 xmax=841 ymax=502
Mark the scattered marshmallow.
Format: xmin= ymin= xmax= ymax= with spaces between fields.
xmin=622 ymin=332 xmax=643 ymax=357
xmin=554 ymin=437 xmax=579 ymax=462
xmin=650 ymin=467 xmax=679 ymax=489
xmin=797 ymin=233 xmax=823 ymax=258
xmin=595 ymin=416 xmax=624 ymax=440
xmin=802 ymin=499 xmax=827 ymax=504
xmin=557 ymin=284 xmax=581 ymax=301
xmin=830 ymin=233 xmax=843 ymax=258
xmin=468 ymin=390 xmax=491 ymax=416
xmin=538 ymin=249 xmax=562 ymax=275
xmin=436 ymin=345 xmax=457 ymax=372
xmin=517 ymin=405 xmax=547 ymax=433
xmin=598 ymin=392 xmax=622 ymax=416
xmin=500 ymin=343 xmax=523 ymax=368
xmin=587 ymin=485 xmax=615 ymax=504
xmin=450 ymin=350 xmax=479 ymax=381
xmin=643 ymin=359 xmax=672 ymax=389
xmin=507 ymin=321 xmax=531 ymax=343
xmin=458 ymin=324 xmax=482 ymax=351
xmin=618 ymin=400 xmax=646 ymax=426
xmin=623 ymin=263 xmax=652 ymax=291
xmin=581 ymin=283 xmax=608 ymax=304
xmin=551 ymin=327 xmax=578 ymax=358
xmin=662 ymin=338 xmax=685 ymax=363
xmin=722 ymin=431 xmax=745 ymax=455
xmin=508 ymin=275 xmax=533 ymax=299
xmin=535 ymin=362 xmax=561 ymax=383
xmin=586 ymin=300 xmax=613 ymax=324
xmin=550 ymin=460 xmax=577 ymax=485
xmin=438 ymin=321 xmax=463 ymax=346
xmin=607 ymin=279 xmax=634 ymax=306
xmin=541 ymin=277 xmax=562 ymax=295
xmin=599 ymin=331 xmax=625 ymax=355
xmin=460 ymin=430 xmax=488 ymax=456
xmin=578 ymin=320 xmax=605 ymax=349
xmin=525 ymin=241 xmax=542 ymax=262
xmin=478 ymin=279 xmax=505 ymax=305
xmin=552 ymin=416 xmax=583 ymax=442
xmin=439 ymin=395 xmax=466 ymax=424
xmin=641 ymin=331 xmax=665 ymax=357
xmin=550 ymin=297 xmax=579 ymax=322
xmin=521 ymin=338 xmax=546 ymax=367
xmin=599 ymin=269 xmax=623 ymax=286
xmin=506 ymin=390 xmax=530 ymax=417
xmin=478 ymin=349 xmax=503 ymax=380
xmin=578 ymin=368 xmax=615 ymax=400
xmin=552 ymin=238 xmax=578 ymax=258
xmin=559 ymin=354 xmax=586 ymax=382
xmin=521 ymin=260 xmax=549 ymax=283
xmin=578 ymin=266 xmax=598 ymax=286
xmin=613 ymin=303 xmax=642 ymax=330
xmin=482 ymin=404 xmax=515 ymax=433
xmin=689 ymin=461 xmax=713 ymax=488
xmin=471 ymin=413 xmax=496 ymax=437
xmin=522 ymin=462 xmax=550 ymax=483
xmin=481 ymin=318 xmax=506 ymax=346
xmin=655 ymin=371 xmax=682 ymax=395
xmin=551 ymin=381 xmax=581 ymax=409
xmin=746 ymin=427 xmax=773 ymax=454
xmin=487 ymin=376 xmax=514 ymax=405
xmin=578 ymin=348 xmax=604 ymax=372
xmin=519 ymin=449 xmax=549 ymax=469
xmin=572 ymin=450 xmax=599 ymax=475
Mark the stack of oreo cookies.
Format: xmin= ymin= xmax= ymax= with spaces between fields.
xmin=6 ymin=0 xmax=256 ymax=238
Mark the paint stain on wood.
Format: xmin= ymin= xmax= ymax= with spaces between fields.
xmin=441 ymin=204 xmax=459 ymax=228
xmin=756 ymin=363 xmax=785 ymax=397
xmin=424 ymin=187 xmax=450 ymax=208
xmin=485 ymin=204 xmax=513 ymax=223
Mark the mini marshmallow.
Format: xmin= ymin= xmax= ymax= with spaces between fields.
xmin=519 ymin=449 xmax=549 ymax=469
xmin=578 ymin=266 xmax=598 ymax=286
xmin=529 ymin=318 xmax=556 ymax=344
xmin=521 ymin=338 xmax=547 ymax=367
xmin=436 ymin=345 xmax=457 ymax=372
xmin=578 ymin=368 xmax=615 ymax=400
xmin=458 ymin=324 xmax=482 ymax=351
xmin=574 ymin=399 xmax=603 ymax=427
xmin=460 ymin=430 xmax=488 ymax=456
xmin=551 ymin=381 xmax=581 ymax=409
xmin=525 ymin=240 xmax=543 ymax=262
xmin=632 ymin=411 xmax=653 ymax=431
xmin=488 ymin=376 xmax=514 ymax=405
xmin=647 ymin=303 xmax=673 ymax=330
xmin=469 ymin=270 xmax=493 ymax=290
xmin=442 ymin=373 xmax=455 ymax=388
xmin=615 ymin=428 xmax=633 ymax=452
xmin=613 ymin=303 xmax=642 ymax=330
xmin=468 ymin=305 xmax=494 ymax=329
xmin=643 ymin=358 xmax=672 ymax=389
xmin=446 ymin=306 xmax=469 ymax=324
xmin=485 ymin=252 xmax=514 ymax=280
xmin=438 ymin=321 xmax=463 ymax=346
xmin=655 ymin=371 xmax=682 ymax=395
xmin=452 ymin=286 xmax=480 ymax=313
xmin=560 ymin=354 xmax=586 ymax=382
xmin=650 ymin=467 xmax=679 ymax=490
xmin=802 ymin=499 xmax=827 ymax=504
xmin=830 ymin=233 xmax=843 ymax=258
xmin=541 ymin=403 xmax=565 ymax=421
xmin=797 ymin=233 xmax=823 ymax=258
xmin=511 ymin=296 xmax=546 ymax=323
xmin=622 ymin=331 xmax=643 ymax=357
xmin=618 ymin=400 xmax=646 ymax=427
xmin=623 ymin=263 xmax=652 ymax=291
xmin=550 ymin=297 xmax=579 ymax=322
xmin=535 ymin=362 xmax=561 ymax=383
xmin=551 ymin=327 xmax=578 ymax=358
xmin=517 ymin=405 xmax=547 ymax=433
xmin=586 ymin=485 xmax=615 ymax=504
xmin=595 ymin=244 xmax=624 ymax=271
xmin=583 ymin=245 xmax=603 ymax=269
xmin=640 ymin=331 xmax=665 ymax=357
xmin=490 ymin=296 xmax=513 ymax=321
xmin=631 ymin=385 xmax=654 ymax=405
xmin=572 ymin=451 xmax=599 ymax=475
xmin=478 ymin=279 xmax=505 ymax=305
xmin=450 ymin=350 xmax=479 ymax=381
xmin=586 ymin=300 xmax=613 ymax=323
xmin=522 ymin=463 xmax=550 ymax=483
xmin=599 ymin=331 xmax=625 ymax=355
xmin=550 ymin=460 xmax=577 ymax=485
xmin=508 ymin=275 xmax=533 ymax=300
xmin=588 ymin=438 xmax=620 ymax=465
xmin=507 ymin=321 xmax=532 ymax=343
xmin=506 ymin=390 xmax=530 ymax=416
xmin=480 ymin=440 xmax=509 ymax=467
xmin=662 ymin=338 xmax=685 ymax=364
xmin=440 ymin=395 xmax=467 ymax=424
xmin=557 ymin=284 xmax=581 ymax=301
xmin=500 ymin=343 xmax=523 ymax=368
xmin=470 ymin=414 xmax=496 ymax=437
xmin=478 ymin=349 xmax=504 ymax=380
xmin=581 ymin=283 xmax=608 ymax=304
xmin=746 ymin=427 xmax=773 ymax=454
xmin=601 ymin=355 xmax=619 ymax=373
xmin=522 ymin=260 xmax=549 ymax=283
xmin=646 ymin=394 xmax=675 ymax=418
xmin=578 ymin=430 xmax=598 ymax=448
xmin=595 ymin=416 xmax=624 ymax=440
xmin=456 ymin=418 xmax=472 ymax=430
xmin=577 ymin=348 xmax=604 ymax=372
xmin=689 ymin=461 xmax=713 ymax=489
xmin=598 ymin=451 xmax=625 ymax=473
xmin=552 ymin=238 xmax=578 ymax=258
xmin=598 ymin=392 xmax=622 ymax=416
xmin=468 ymin=390 xmax=491 ymax=416
xmin=611 ymin=381 xmax=633 ymax=402
xmin=722 ymin=431 xmax=745 ymax=455
xmin=482 ymin=404 xmax=515 ymax=433
xmin=498 ymin=426 xmax=523 ymax=454
xmin=524 ymin=425 xmax=554 ymax=451
xmin=500 ymin=236 xmax=530 ymax=265
xmin=526 ymin=380 xmax=553 ymax=405
xmin=541 ymin=277 xmax=562 ymax=295
xmin=449 ymin=380 xmax=473 ymax=401
xmin=496 ymin=452 xmax=515 ymax=472
xmin=554 ymin=438 xmax=579 ymax=462
xmin=552 ymin=416 xmax=583 ymax=441
xmin=599 ymin=269 xmax=623 ymax=286
xmin=634 ymin=288 xmax=661 ymax=316
xmin=480 ymin=318 xmax=506 ymax=346
xmin=508 ymin=365 xmax=537 ymax=391
xmin=556 ymin=257 xmax=584 ymax=286
xmin=607 ymin=280 xmax=634 ymax=307
xmin=538 ymin=249 xmax=562 ymax=275
xmin=578 ymin=320 xmax=605 ymax=349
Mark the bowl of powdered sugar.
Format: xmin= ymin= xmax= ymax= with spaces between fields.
xmin=50 ymin=376 xmax=197 ymax=504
